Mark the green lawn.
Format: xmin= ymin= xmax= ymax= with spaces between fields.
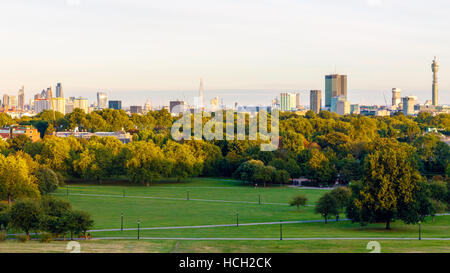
xmin=52 ymin=178 xmax=327 ymax=230
xmin=3 ymin=177 xmax=448 ymax=253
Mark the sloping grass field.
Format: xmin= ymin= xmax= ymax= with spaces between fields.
xmin=2 ymin=178 xmax=449 ymax=252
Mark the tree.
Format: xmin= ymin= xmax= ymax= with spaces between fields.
xmin=330 ymin=186 xmax=351 ymax=213
xmin=0 ymin=203 xmax=10 ymax=233
xmin=315 ymin=193 xmax=338 ymax=223
xmin=289 ymin=194 xmax=308 ymax=211
xmin=67 ymin=210 xmax=94 ymax=239
xmin=253 ymin=165 xmax=276 ymax=188
xmin=0 ymin=154 xmax=40 ymax=203
xmin=7 ymin=134 xmax=32 ymax=151
xmin=35 ymin=167 xmax=59 ymax=195
xmin=163 ymin=141 xmax=202 ymax=182
xmin=40 ymin=196 xmax=72 ymax=240
xmin=126 ymin=141 xmax=168 ymax=186
xmin=348 ymin=138 xmax=423 ymax=229
xmin=10 ymin=199 xmax=41 ymax=240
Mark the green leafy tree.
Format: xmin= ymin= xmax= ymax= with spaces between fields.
xmin=10 ymin=199 xmax=41 ymax=240
xmin=126 ymin=141 xmax=168 ymax=186
xmin=40 ymin=196 xmax=72 ymax=240
xmin=289 ymin=194 xmax=308 ymax=211
xmin=35 ymin=168 xmax=59 ymax=195
xmin=67 ymin=210 xmax=94 ymax=239
xmin=315 ymin=192 xmax=338 ymax=224
xmin=348 ymin=138 xmax=422 ymax=229
xmin=0 ymin=154 xmax=40 ymax=203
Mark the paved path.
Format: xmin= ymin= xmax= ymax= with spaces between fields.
xmin=51 ymin=192 xmax=294 ymax=206
xmin=88 ymin=219 xmax=348 ymax=233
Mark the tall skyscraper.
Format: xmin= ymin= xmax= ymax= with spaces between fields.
xmin=9 ymin=96 xmax=17 ymax=108
xmin=432 ymin=57 xmax=439 ymax=106
xmin=310 ymin=90 xmax=322 ymax=114
xmin=45 ymin=87 xmax=53 ymax=99
xmin=18 ymin=86 xmax=25 ymax=110
xmin=55 ymin=83 xmax=63 ymax=98
xmin=198 ymin=78 xmax=204 ymax=108
xmin=295 ymin=93 xmax=301 ymax=109
xmin=97 ymin=92 xmax=108 ymax=109
xmin=280 ymin=92 xmax=297 ymax=111
xmin=2 ymin=94 xmax=9 ymax=108
xmin=392 ymin=88 xmax=401 ymax=108
xmin=325 ymin=74 xmax=347 ymax=107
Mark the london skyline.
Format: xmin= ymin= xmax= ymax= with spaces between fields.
xmin=1 ymin=0 xmax=449 ymax=106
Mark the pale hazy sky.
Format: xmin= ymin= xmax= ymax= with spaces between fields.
xmin=0 ymin=0 xmax=449 ymax=106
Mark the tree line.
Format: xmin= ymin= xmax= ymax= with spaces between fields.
xmin=0 ymin=108 xmax=449 ymax=231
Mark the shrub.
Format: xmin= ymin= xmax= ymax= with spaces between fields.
xmin=0 ymin=231 xmax=6 ymax=241
xmin=16 ymin=235 xmax=28 ymax=242
xmin=39 ymin=233 xmax=53 ymax=243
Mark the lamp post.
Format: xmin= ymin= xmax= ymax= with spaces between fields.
xmin=280 ymin=220 xmax=283 ymax=241
xmin=137 ymin=219 xmax=140 ymax=240
xmin=121 ymin=213 xmax=124 ymax=231
xmin=418 ymin=221 xmax=421 ymax=240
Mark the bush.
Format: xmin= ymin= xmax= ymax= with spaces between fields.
xmin=39 ymin=233 xmax=53 ymax=243
xmin=300 ymin=180 xmax=319 ymax=187
xmin=16 ymin=235 xmax=28 ymax=242
xmin=0 ymin=231 xmax=6 ymax=241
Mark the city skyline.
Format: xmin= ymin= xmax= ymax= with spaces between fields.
xmin=0 ymin=0 xmax=449 ymax=106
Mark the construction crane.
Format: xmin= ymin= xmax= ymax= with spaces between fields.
xmin=383 ymin=92 xmax=388 ymax=108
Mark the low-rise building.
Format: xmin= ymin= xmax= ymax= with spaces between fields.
xmin=54 ymin=130 xmax=133 ymax=144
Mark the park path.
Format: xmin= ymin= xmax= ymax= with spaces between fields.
xmin=87 ymin=219 xmax=349 ymax=232
xmin=51 ymin=192 xmax=299 ymax=206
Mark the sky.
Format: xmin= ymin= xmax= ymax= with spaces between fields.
xmin=0 ymin=0 xmax=449 ymax=107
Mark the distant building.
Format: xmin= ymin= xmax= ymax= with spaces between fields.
xmin=402 ymin=96 xmax=418 ymax=116
xmin=2 ymin=94 xmax=9 ymax=108
xmin=325 ymin=74 xmax=347 ymax=108
xmin=280 ymin=92 xmax=297 ymax=111
xmin=130 ymin=105 xmax=143 ymax=114
xmin=73 ymin=97 xmax=89 ymax=113
xmin=54 ymin=131 xmax=133 ymax=144
xmin=295 ymin=93 xmax=301 ymax=109
xmin=55 ymin=83 xmax=63 ymax=98
xmin=18 ymin=86 xmax=25 ymax=110
xmin=170 ymin=100 xmax=187 ymax=113
xmin=34 ymin=99 xmax=51 ymax=113
xmin=65 ymin=103 xmax=74 ymax=114
xmin=432 ymin=57 xmax=439 ymax=106
xmin=0 ymin=126 xmax=40 ymax=142
xmin=392 ymin=88 xmax=401 ymax=109
xmin=144 ymin=99 xmax=152 ymax=113
xmin=9 ymin=96 xmax=17 ymax=108
xmin=335 ymin=97 xmax=350 ymax=115
xmin=108 ymin=100 xmax=122 ymax=110
xmin=350 ymin=104 xmax=360 ymax=115
xmin=210 ymin=96 xmax=219 ymax=110
xmin=310 ymin=90 xmax=322 ymax=114
xmin=52 ymin=97 xmax=66 ymax=114
xmin=45 ymin=87 xmax=53 ymax=99
xmin=97 ymin=92 xmax=108 ymax=109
